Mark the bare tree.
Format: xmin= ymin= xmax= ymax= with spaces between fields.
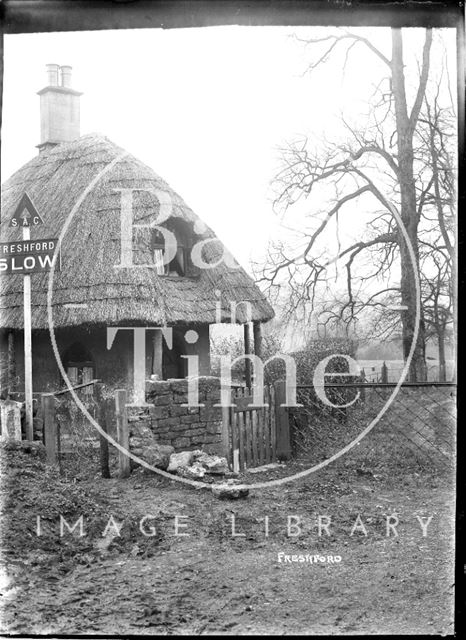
xmin=261 ymin=28 xmax=440 ymax=381
xmin=359 ymin=78 xmax=456 ymax=379
xmin=417 ymin=96 xmax=456 ymax=333
xmin=422 ymin=255 xmax=453 ymax=381
xmin=412 ymin=78 xmax=456 ymax=380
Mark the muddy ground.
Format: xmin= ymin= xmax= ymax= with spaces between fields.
xmin=0 ymin=437 xmax=455 ymax=636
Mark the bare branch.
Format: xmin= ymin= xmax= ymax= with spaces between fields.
xmin=409 ymin=29 xmax=433 ymax=131
xmin=296 ymin=32 xmax=391 ymax=71
xmin=303 ymin=186 xmax=371 ymax=260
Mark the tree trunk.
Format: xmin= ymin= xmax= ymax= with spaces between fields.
xmin=437 ymin=326 xmax=447 ymax=382
xmin=391 ymin=28 xmax=430 ymax=381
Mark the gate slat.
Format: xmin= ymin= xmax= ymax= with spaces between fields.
xmin=257 ymin=406 xmax=265 ymax=465
xmin=257 ymin=410 xmax=262 ymax=466
xmin=270 ymin=384 xmax=277 ymax=462
xmin=249 ymin=410 xmax=257 ymax=467
xmin=244 ymin=410 xmax=251 ymax=469
xmin=231 ymin=409 xmax=240 ymax=472
xmin=238 ymin=411 xmax=245 ymax=470
xmin=264 ymin=386 xmax=271 ymax=463
xmin=249 ymin=411 xmax=255 ymax=467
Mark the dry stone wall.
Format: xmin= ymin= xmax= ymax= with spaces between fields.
xmin=128 ymin=377 xmax=224 ymax=457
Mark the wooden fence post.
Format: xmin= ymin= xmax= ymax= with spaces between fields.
xmin=221 ymin=388 xmax=233 ymax=469
xmin=274 ymin=380 xmax=291 ymax=461
xmin=253 ymin=321 xmax=262 ymax=358
xmin=42 ymin=393 xmax=58 ymax=466
xmin=244 ymin=323 xmax=252 ymax=388
xmin=115 ymin=389 xmax=130 ymax=479
xmin=95 ymin=383 xmax=110 ymax=478
xmin=0 ymin=401 xmax=22 ymax=441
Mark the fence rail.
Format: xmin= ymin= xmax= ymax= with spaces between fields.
xmin=52 ymin=378 xmax=101 ymax=396
xmin=297 ymin=381 xmax=455 ymax=388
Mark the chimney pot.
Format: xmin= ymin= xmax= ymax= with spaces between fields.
xmin=46 ymin=63 xmax=59 ymax=86
xmin=37 ymin=64 xmax=82 ymax=153
xmin=60 ymin=65 xmax=72 ymax=88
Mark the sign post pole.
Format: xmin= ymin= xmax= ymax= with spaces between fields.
xmin=23 ymin=224 xmax=34 ymax=440
xmin=7 ymin=192 xmax=48 ymax=441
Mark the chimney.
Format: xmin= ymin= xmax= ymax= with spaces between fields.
xmin=37 ymin=64 xmax=82 ymax=153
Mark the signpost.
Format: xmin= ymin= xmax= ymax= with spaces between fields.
xmin=9 ymin=194 xmax=44 ymax=228
xmin=4 ymin=193 xmax=58 ymax=440
xmin=22 ymin=223 xmax=33 ymax=440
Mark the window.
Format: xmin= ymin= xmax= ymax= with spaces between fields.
xmin=61 ymin=342 xmax=94 ymax=394
xmin=151 ymin=226 xmax=189 ymax=277
xmin=167 ymin=246 xmax=186 ymax=276
xmin=152 ymin=241 xmax=186 ymax=276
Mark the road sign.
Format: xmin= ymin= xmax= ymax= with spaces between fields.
xmin=9 ymin=193 xmax=44 ymax=228
xmin=6 ymin=192 xmax=48 ymax=441
xmin=0 ymin=238 xmax=60 ymax=275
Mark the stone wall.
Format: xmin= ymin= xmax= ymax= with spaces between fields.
xmin=128 ymin=376 xmax=225 ymax=458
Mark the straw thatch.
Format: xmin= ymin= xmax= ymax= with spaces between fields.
xmin=0 ymin=134 xmax=274 ymax=330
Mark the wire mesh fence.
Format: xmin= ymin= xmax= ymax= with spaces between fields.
xmin=359 ymin=360 xmax=455 ymax=383
xmin=52 ymin=383 xmax=118 ymax=480
xmin=53 ymin=385 xmax=100 ymax=479
xmin=290 ymin=382 xmax=456 ymax=474
xmin=5 ymin=376 xmax=454 ymax=480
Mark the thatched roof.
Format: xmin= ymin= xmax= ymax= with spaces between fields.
xmin=0 ymin=134 xmax=274 ymax=330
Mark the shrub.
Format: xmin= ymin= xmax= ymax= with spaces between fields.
xmin=211 ymin=332 xmax=358 ymax=387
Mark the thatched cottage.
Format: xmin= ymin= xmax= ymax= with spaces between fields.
xmin=0 ymin=65 xmax=274 ymax=398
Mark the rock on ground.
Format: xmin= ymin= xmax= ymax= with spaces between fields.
xmin=212 ymin=482 xmax=249 ymax=500
xmin=168 ymin=450 xmax=194 ymax=472
xmin=140 ymin=444 xmax=175 ymax=471
xmin=168 ymin=450 xmax=229 ymax=477
xmin=176 ymin=462 xmax=206 ymax=480
xmin=194 ymin=452 xmax=229 ymax=474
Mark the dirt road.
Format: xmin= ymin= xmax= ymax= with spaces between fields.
xmin=0 ymin=446 xmax=455 ymax=635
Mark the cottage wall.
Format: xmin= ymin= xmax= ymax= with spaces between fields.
xmin=128 ymin=377 xmax=224 ymax=457
xmin=0 ymin=332 xmax=10 ymax=395
xmin=7 ymin=327 xmax=132 ymax=392
xmin=1 ymin=324 xmax=211 ymax=395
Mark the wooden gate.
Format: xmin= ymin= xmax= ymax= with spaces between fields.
xmin=224 ymin=385 xmax=279 ymax=472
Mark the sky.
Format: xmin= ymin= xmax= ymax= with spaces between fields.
xmin=1 ymin=26 xmax=457 ymax=277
